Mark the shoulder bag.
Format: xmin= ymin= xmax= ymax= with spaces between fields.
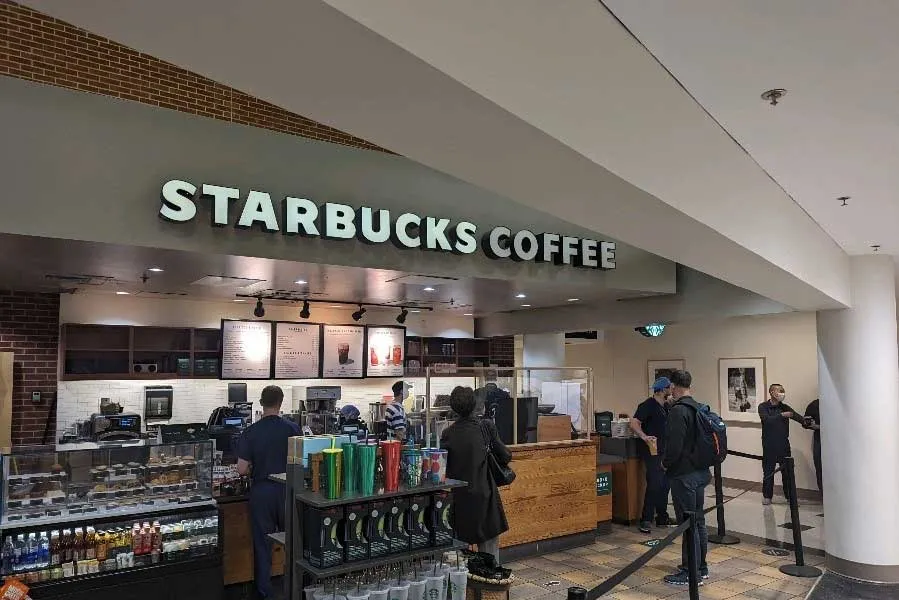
xmin=479 ymin=419 xmax=516 ymax=486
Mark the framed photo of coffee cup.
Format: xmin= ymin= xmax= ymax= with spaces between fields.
xmin=718 ymin=357 xmax=767 ymax=422
xmin=365 ymin=326 xmax=406 ymax=378
xmin=647 ymin=359 xmax=685 ymax=390
xmin=322 ymin=325 xmax=365 ymax=378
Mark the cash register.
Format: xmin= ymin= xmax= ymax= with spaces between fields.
xmin=207 ymin=403 xmax=252 ymax=462
xmin=90 ymin=412 xmax=142 ymax=442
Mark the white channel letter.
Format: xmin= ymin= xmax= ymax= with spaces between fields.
xmin=454 ymin=222 xmax=478 ymax=254
xmin=159 ymin=179 xmax=197 ymax=222
xmin=202 ymin=184 xmax=239 ymax=226
xmin=580 ymin=239 xmax=598 ymax=268
xmin=424 ymin=217 xmax=453 ymax=251
xmin=561 ymin=236 xmax=579 ymax=265
xmin=487 ymin=227 xmax=512 ymax=258
xmin=237 ymin=190 xmax=280 ymax=232
xmin=395 ymin=213 xmax=421 ymax=248
xmin=283 ymin=197 xmax=319 ymax=236
xmin=360 ymin=207 xmax=390 ymax=243
xmin=600 ymin=241 xmax=616 ymax=269
xmin=541 ymin=233 xmax=561 ymax=262
xmin=323 ymin=203 xmax=357 ymax=239
xmin=513 ymin=230 xmax=539 ymax=261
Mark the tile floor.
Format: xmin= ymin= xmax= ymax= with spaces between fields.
xmin=506 ymin=524 xmax=821 ymax=600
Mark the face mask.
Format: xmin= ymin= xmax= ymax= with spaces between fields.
xmin=775 ymin=393 xmax=785 ymax=402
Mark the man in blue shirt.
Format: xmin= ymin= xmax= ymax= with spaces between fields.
xmin=631 ymin=377 xmax=672 ymax=533
xmin=237 ymin=385 xmax=301 ymax=599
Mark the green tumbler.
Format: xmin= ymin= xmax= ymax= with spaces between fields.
xmin=342 ymin=442 xmax=359 ymax=494
xmin=358 ymin=443 xmax=377 ymax=496
xmin=322 ymin=448 xmax=343 ymax=499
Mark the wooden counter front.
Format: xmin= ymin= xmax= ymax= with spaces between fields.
xmin=218 ymin=496 xmax=284 ymax=586
xmin=498 ymin=439 xmax=597 ymax=548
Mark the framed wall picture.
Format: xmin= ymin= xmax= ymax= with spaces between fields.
xmin=647 ymin=359 xmax=685 ymax=389
xmin=322 ymin=325 xmax=365 ymax=378
xmin=718 ymin=357 xmax=767 ymax=422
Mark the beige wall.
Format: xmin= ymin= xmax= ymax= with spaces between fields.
xmin=566 ymin=311 xmax=820 ymax=490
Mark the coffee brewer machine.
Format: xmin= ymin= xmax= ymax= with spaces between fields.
xmin=300 ymin=386 xmax=341 ymax=435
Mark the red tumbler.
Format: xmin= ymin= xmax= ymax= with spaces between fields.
xmin=381 ymin=439 xmax=401 ymax=492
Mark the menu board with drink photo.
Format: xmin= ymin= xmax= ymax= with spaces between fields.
xmin=322 ymin=325 xmax=365 ymax=378
xmin=365 ymin=326 xmax=406 ymax=377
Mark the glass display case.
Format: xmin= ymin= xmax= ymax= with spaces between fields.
xmin=0 ymin=442 xmax=220 ymax=598
xmin=2 ymin=441 xmax=213 ymax=526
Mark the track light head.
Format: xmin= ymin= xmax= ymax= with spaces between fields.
xmin=352 ymin=305 xmax=366 ymax=322
xmin=396 ymin=308 xmax=408 ymax=324
xmin=253 ymin=298 xmax=265 ymax=318
xmin=299 ymin=300 xmax=311 ymax=319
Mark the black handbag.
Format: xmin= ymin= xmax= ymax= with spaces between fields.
xmin=479 ymin=420 xmax=516 ymax=486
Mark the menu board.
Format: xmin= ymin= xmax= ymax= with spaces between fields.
xmin=322 ymin=325 xmax=365 ymax=378
xmin=365 ymin=326 xmax=406 ymax=377
xmin=220 ymin=320 xmax=273 ymax=379
xmin=274 ymin=322 xmax=322 ymax=379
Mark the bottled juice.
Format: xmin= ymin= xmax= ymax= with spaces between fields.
xmin=72 ymin=528 xmax=84 ymax=562
xmin=60 ymin=529 xmax=72 ymax=563
xmin=131 ymin=524 xmax=141 ymax=555
xmin=85 ymin=527 xmax=96 ymax=560
xmin=141 ymin=523 xmax=151 ymax=555
xmin=96 ymin=531 xmax=107 ymax=562
xmin=49 ymin=531 xmax=60 ymax=567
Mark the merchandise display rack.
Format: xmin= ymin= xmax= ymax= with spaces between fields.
xmin=270 ymin=470 xmax=468 ymax=599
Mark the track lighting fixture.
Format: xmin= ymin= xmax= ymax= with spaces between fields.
xmin=352 ymin=305 xmax=366 ymax=322
xmin=253 ymin=298 xmax=265 ymax=318
xmin=299 ymin=300 xmax=311 ymax=319
xmin=396 ymin=308 xmax=408 ymax=324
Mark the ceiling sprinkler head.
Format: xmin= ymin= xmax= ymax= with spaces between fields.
xmin=761 ymin=88 xmax=787 ymax=106
xmin=872 ymin=244 xmax=881 ymax=253
xmin=838 ymin=196 xmax=850 ymax=206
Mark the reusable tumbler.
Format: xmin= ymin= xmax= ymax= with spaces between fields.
xmin=403 ymin=448 xmax=423 ymax=487
xmin=389 ymin=582 xmax=410 ymax=600
xmin=322 ymin=448 xmax=344 ymax=499
xmin=369 ymin=587 xmax=389 ymax=600
xmin=448 ymin=569 xmax=468 ymax=600
xmin=382 ymin=440 xmax=401 ymax=492
xmin=347 ymin=591 xmax=370 ymax=600
xmin=425 ymin=575 xmax=445 ymax=600
xmin=430 ymin=450 xmax=448 ymax=484
xmin=342 ymin=442 xmax=359 ymax=494
xmin=407 ymin=578 xmax=427 ymax=600
xmin=304 ymin=585 xmax=324 ymax=600
xmin=358 ymin=443 xmax=377 ymax=495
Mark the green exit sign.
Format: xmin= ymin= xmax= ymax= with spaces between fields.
xmin=596 ymin=472 xmax=611 ymax=496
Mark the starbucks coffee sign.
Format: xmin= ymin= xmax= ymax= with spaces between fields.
xmin=159 ymin=179 xmax=616 ymax=269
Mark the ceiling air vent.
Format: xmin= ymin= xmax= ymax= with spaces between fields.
xmin=565 ymin=331 xmax=603 ymax=345
xmin=45 ymin=274 xmax=116 ymax=286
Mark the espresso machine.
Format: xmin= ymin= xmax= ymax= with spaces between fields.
xmin=301 ymin=386 xmax=341 ymax=435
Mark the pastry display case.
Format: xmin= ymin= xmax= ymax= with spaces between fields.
xmin=0 ymin=442 xmax=221 ymax=600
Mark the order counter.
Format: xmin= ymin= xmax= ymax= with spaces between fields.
xmin=498 ymin=439 xmax=598 ymax=553
xmin=217 ymin=495 xmax=284 ymax=586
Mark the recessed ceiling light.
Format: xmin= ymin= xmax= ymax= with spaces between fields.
xmin=116 ymin=291 xmax=130 ymax=295
xmin=515 ymin=293 xmax=526 ymax=299
xmin=423 ymin=287 xmax=436 ymax=292
xmin=463 ymin=313 xmax=473 ymax=316
xmin=410 ymin=309 xmax=421 ymax=313
xmin=295 ymin=279 xmax=307 ymax=285
xmin=233 ymin=299 xmax=246 ymax=302
xmin=148 ymin=267 xmax=164 ymax=273
xmin=521 ymin=304 xmax=531 ymax=308
xmin=567 ymin=298 xmax=579 ymax=302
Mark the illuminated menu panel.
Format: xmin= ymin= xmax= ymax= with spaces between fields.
xmin=322 ymin=325 xmax=365 ymax=378
xmin=221 ymin=320 xmax=273 ymax=379
xmin=365 ymin=326 xmax=406 ymax=377
xmin=274 ymin=322 xmax=322 ymax=379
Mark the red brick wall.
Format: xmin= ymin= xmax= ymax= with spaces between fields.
xmin=0 ymin=291 xmax=60 ymax=446
xmin=0 ymin=0 xmax=391 ymax=153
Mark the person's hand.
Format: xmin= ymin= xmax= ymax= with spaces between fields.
xmin=782 ymin=411 xmax=793 ymax=419
xmin=644 ymin=435 xmax=657 ymax=443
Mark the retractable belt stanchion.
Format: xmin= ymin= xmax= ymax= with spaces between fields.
xmin=566 ymin=586 xmax=587 ymax=600
xmin=684 ymin=511 xmax=701 ymax=600
xmin=707 ymin=462 xmax=741 ymax=545
xmin=778 ymin=456 xmax=823 ymax=578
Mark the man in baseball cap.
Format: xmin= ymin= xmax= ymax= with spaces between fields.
xmin=631 ymin=377 xmax=674 ymax=533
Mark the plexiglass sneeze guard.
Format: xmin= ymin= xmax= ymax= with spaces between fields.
xmin=2 ymin=440 xmax=213 ymax=527
xmin=421 ymin=366 xmax=593 ymax=446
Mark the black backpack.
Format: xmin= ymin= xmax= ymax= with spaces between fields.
xmin=680 ymin=401 xmax=728 ymax=467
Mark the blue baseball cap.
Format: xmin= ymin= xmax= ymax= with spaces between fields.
xmin=652 ymin=377 xmax=672 ymax=392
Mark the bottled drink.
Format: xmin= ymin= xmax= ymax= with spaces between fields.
xmin=150 ymin=523 xmax=161 ymax=564
xmin=73 ymin=528 xmax=84 ymax=562
xmin=131 ymin=524 xmax=141 ymax=555
xmin=60 ymin=529 xmax=72 ymax=563
xmin=2 ymin=536 xmax=14 ymax=574
xmin=13 ymin=535 xmax=25 ymax=572
xmin=49 ymin=531 xmax=60 ymax=566
xmin=37 ymin=531 xmax=49 ymax=568
xmin=95 ymin=531 xmax=107 ymax=562
xmin=85 ymin=527 xmax=96 ymax=560
xmin=25 ymin=533 xmax=37 ymax=571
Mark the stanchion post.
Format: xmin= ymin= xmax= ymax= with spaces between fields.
xmin=778 ymin=456 xmax=822 ymax=578
xmin=684 ymin=511 xmax=701 ymax=600
xmin=567 ymin=586 xmax=587 ymax=600
xmin=708 ymin=461 xmax=741 ymax=545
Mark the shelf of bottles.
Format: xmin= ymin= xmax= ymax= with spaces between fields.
xmin=0 ymin=509 xmax=219 ymax=585
xmin=2 ymin=442 xmax=214 ymax=527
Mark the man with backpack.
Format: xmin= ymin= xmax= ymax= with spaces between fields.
xmin=662 ymin=369 xmax=724 ymax=586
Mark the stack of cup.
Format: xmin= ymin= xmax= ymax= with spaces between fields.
xmin=342 ymin=442 xmax=359 ymax=495
xmin=322 ymin=448 xmax=344 ymax=499
xmin=358 ymin=442 xmax=377 ymax=495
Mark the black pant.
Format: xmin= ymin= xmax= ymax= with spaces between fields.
xmin=641 ymin=455 xmax=670 ymax=524
xmin=250 ymin=482 xmax=285 ymax=598
xmin=762 ymin=455 xmax=792 ymax=501
xmin=813 ymin=438 xmax=822 ymax=492
xmin=670 ymin=469 xmax=710 ymax=571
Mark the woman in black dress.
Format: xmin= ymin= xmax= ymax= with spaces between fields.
xmin=440 ymin=386 xmax=511 ymax=561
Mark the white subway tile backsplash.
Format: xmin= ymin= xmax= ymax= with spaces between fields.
xmin=57 ymin=376 xmax=477 ymax=435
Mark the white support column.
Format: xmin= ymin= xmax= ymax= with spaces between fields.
xmin=817 ymin=255 xmax=899 ymax=581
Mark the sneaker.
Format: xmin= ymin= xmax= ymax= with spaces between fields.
xmin=762 ymin=498 xmax=772 ymax=506
xmin=656 ymin=515 xmax=672 ymax=527
xmin=638 ymin=521 xmax=652 ymax=534
xmin=663 ymin=569 xmax=705 ymax=586
xmin=676 ymin=565 xmax=709 ymax=580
